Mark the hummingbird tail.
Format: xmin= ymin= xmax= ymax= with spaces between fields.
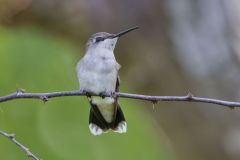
xmin=112 ymin=104 xmax=127 ymax=133
xmin=88 ymin=103 xmax=127 ymax=136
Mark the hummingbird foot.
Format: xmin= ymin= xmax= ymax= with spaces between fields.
xmin=110 ymin=91 xmax=117 ymax=99
xmin=99 ymin=91 xmax=108 ymax=99
xmin=99 ymin=91 xmax=116 ymax=99
xmin=80 ymin=89 xmax=93 ymax=98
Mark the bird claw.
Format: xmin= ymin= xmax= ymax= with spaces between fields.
xmin=99 ymin=91 xmax=116 ymax=99
xmin=81 ymin=90 xmax=92 ymax=98
xmin=110 ymin=92 xmax=116 ymax=98
xmin=40 ymin=95 xmax=48 ymax=103
xmin=99 ymin=91 xmax=107 ymax=99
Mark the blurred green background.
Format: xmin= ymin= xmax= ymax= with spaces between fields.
xmin=1 ymin=0 xmax=240 ymax=160
xmin=0 ymin=27 xmax=173 ymax=159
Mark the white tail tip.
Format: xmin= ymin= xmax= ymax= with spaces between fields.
xmin=114 ymin=121 xmax=127 ymax=133
xmin=89 ymin=123 xmax=104 ymax=136
xmin=89 ymin=121 xmax=127 ymax=136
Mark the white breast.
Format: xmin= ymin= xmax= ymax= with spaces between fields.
xmin=77 ymin=48 xmax=120 ymax=94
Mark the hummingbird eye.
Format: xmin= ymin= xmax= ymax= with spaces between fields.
xmin=95 ymin=37 xmax=104 ymax=42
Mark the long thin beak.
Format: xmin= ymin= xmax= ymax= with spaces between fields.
xmin=110 ymin=26 xmax=139 ymax=39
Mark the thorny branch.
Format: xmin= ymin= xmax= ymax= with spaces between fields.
xmin=1 ymin=89 xmax=240 ymax=159
xmin=0 ymin=89 xmax=240 ymax=109
xmin=0 ymin=130 xmax=40 ymax=160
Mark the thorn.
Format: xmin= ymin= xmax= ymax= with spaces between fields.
xmin=16 ymin=88 xmax=25 ymax=96
xmin=187 ymin=92 xmax=194 ymax=100
xmin=40 ymin=95 xmax=48 ymax=103
xmin=9 ymin=133 xmax=15 ymax=139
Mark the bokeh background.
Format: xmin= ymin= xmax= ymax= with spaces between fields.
xmin=1 ymin=0 xmax=240 ymax=160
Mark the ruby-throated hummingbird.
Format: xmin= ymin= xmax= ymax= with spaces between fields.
xmin=76 ymin=26 xmax=139 ymax=136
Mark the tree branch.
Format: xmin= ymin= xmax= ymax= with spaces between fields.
xmin=0 ymin=130 xmax=40 ymax=160
xmin=0 ymin=89 xmax=239 ymax=109
xmin=0 ymin=89 xmax=239 ymax=158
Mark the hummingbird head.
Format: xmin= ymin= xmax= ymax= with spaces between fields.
xmin=85 ymin=26 xmax=139 ymax=52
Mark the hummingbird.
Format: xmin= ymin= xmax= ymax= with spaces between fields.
xmin=76 ymin=26 xmax=139 ymax=136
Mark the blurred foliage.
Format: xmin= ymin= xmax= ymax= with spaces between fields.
xmin=1 ymin=0 xmax=240 ymax=159
xmin=0 ymin=26 xmax=173 ymax=160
